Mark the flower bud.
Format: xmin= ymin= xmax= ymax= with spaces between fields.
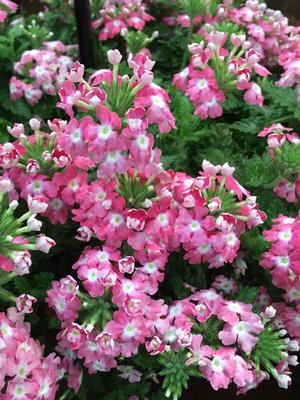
xmin=9 ymin=200 xmax=19 ymax=210
xmin=118 ymin=256 xmax=135 ymax=274
xmin=208 ymin=197 xmax=222 ymax=212
xmin=27 ymin=214 xmax=42 ymax=231
xmin=26 ymin=159 xmax=40 ymax=175
xmin=7 ymin=123 xmax=25 ymax=139
xmin=13 ymin=250 xmax=32 ymax=275
xmin=16 ymin=294 xmax=37 ymax=314
xmin=29 ymin=118 xmax=41 ymax=131
xmin=231 ymin=34 xmax=246 ymax=47
xmin=264 ymin=306 xmax=276 ymax=319
xmin=0 ymin=178 xmax=13 ymax=193
xmin=36 ymin=234 xmax=56 ymax=253
xmin=75 ymin=226 xmax=92 ymax=242
xmin=107 ymin=49 xmax=122 ymax=65
xmin=27 ymin=195 xmax=48 ymax=213
xmin=126 ymin=209 xmax=148 ymax=231
xmin=221 ymin=162 xmax=235 ymax=176
xmin=66 ymin=61 xmax=84 ymax=82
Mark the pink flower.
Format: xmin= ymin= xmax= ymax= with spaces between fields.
xmin=200 ymin=347 xmax=236 ymax=390
xmin=219 ymin=313 xmax=263 ymax=352
xmin=195 ymin=301 xmax=213 ymax=322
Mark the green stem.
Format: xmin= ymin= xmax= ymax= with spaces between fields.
xmin=0 ymin=286 xmax=16 ymax=303
xmin=58 ymin=389 xmax=72 ymax=400
xmin=0 ymin=272 xmax=16 ymax=286
xmin=181 ymin=23 xmax=193 ymax=70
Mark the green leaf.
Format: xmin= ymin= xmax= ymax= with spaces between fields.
xmin=159 ymin=349 xmax=201 ymax=400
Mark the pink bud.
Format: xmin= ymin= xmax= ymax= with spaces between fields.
xmin=42 ymin=151 xmax=52 ymax=162
xmin=267 ymin=133 xmax=286 ymax=148
xmin=52 ymin=147 xmax=71 ymax=168
xmin=237 ymin=68 xmax=251 ymax=83
xmin=140 ymin=71 xmax=153 ymax=85
xmin=221 ymin=162 xmax=235 ymax=176
xmin=7 ymin=123 xmax=24 ymax=138
xmin=29 ymin=118 xmax=41 ymax=131
xmin=276 ymin=374 xmax=291 ymax=389
xmin=227 ymin=59 xmax=239 ymax=74
xmin=145 ymin=336 xmax=166 ymax=355
xmin=126 ymin=209 xmax=148 ymax=231
xmin=26 ymin=159 xmax=40 ymax=175
xmin=27 ymin=214 xmax=42 ymax=231
xmin=35 ymin=234 xmax=56 ymax=253
xmin=66 ymin=61 xmax=84 ymax=82
xmin=202 ymin=160 xmax=221 ymax=176
xmin=188 ymin=43 xmax=203 ymax=55
xmin=107 ymin=49 xmax=122 ymax=65
xmin=118 ymin=256 xmax=135 ymax=274
xmin=217 ymin=4 xmax=228 ymax=17
xmin=16 ymin=294 xmax=37 ymax=314
xmin=207 ymin=197 xmax=222 ymax=212
xmin=264 ymin=306 xmax=276 ymax=319
xmin=75 ymin=226 xmax=92 ymax=242
xmin=246 ymin=49 xmax=260 ymax=66
xmin=231 ymin=34 xmax=246 ymax=47
xmin=27 ymin=195 xmax=48 ymax=213
xmin=194 ymin=174 xmax=211 ymax=190
xmin=216 ymin=213 xmax=237 ymax=232
xmin=13 ymin=250 xmax=32 ymax=275
xmin=0 ymin=178 xmax=13 ymax=193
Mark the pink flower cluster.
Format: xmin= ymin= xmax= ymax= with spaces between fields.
xmin=276 ymin=36 xmax=300 ymax=101
xmin=258 ymin=124 xmax=300 ymax=203
xmin=173 ymin=29 xmax=270 ymax=119
xmin=0 ymin=175 xmax=55 ymax=275
xmin=58 ymin=51 xmax=175 ymax=133
xmin=0 ymin=0 xmax=17 ymax=23
xmin=10 ymin=41 xmax=75 ymax=106
xmin=0 ymin=307 xmax=60 ymax=399
xmin=261 ymin=214 xmax=300 ymax=307
xmin=47 ymin=271 xmax=298 ymax=393
xmin=230 ymin=0 xmax=298 ymax=64
xmin=93 ymin=0 xmax=154 ymax=41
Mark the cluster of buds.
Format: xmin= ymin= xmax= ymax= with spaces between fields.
xmin=58 ymin=50 xmax=176 ymax=133
xmin=173 ymin=27 xmax=270 ymax=119
xmin=10 ymin=41 xmax=75 ymax=106
xmin=163 ymin=0 xmax=233 ymax=29
xmin=0 ymin=181 xmax=55 ymax=275
xmin=230 ymin=0 xmax=299 ymax=66
xmin=92 ymin=0 xmax=154 ymax=41
xmin=0 ymin=0 xmax=17 ymax=23
xmin=258 ymin=124 xmax=300 ymax=203
xmin=0 ymin=117 xmax=80 ymax=225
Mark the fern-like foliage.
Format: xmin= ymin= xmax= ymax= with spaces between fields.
xmin=159 ymin=349 xmax=200 ymax=400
